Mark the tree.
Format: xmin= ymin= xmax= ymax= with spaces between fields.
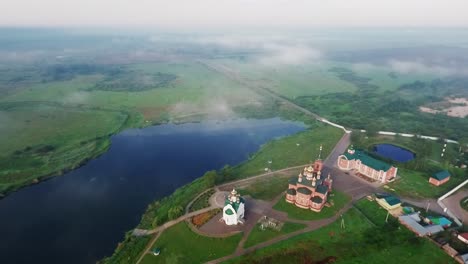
xmin=168 ymin=206 xmax=183 ymax=220
xmin=202 ymin=170 xmax=217 ymax=188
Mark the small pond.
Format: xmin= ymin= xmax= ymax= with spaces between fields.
xmin=373 ymin=144 xmax=415 ymax=162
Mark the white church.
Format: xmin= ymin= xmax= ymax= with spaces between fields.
xmin=222 ymin=189 xmax=245 ymax=225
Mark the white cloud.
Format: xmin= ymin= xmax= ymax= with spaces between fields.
xmin=61 ymin=91 xmax=90 ymax=105
xmin=256 ymin=44 xmax=322 ymax=66
xmin=192 ymin=34 xmax=322 ymax=66
xmin=388 ymin=59 xmax=468 ymax=76
xmin=2 ymin=0 xmax=468 ymax=28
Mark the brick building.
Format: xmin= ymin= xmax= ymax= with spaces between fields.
xmin=429 ymin=170 xmax=450 ymax=186
xmin=337 ymin=147 xmax=397 ymax=183
xmin=285 ymin=159 xmax=333 ymax=212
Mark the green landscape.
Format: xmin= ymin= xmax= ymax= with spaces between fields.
xmin=141 ymin=222 xmax=242 ymax=264
xmin=1 ymin=27 xmax=468 ymax=264
xmin=226 ymin=200 xmax=456 ymax=264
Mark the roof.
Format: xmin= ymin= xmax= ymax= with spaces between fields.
xmin=399 ymin=215 xmax=443 ymax=236
xmin=428 ymin=217 xmax=452 ymax=226
xmin=290 ymin=176 xmax=324 ymax=188
xmin=431 ymin=170 xmax=450 ymax=181
xmin=459 ymin=233 xmax=468 ymax=240
xmin=311 ymin=196 xmax=323 ymax=203
xmin=224 ymin=197 xmax=245 ymax=213
xmin=343 ymin=150 xmax=392 ymax=171
xmin=425 ymin=225 xmax=444 ymax=234
xmin=461 ymin=253 xmax=468 ymax=263
xmin=225 ymin=208 xmax=234 ymax=215
xmin=384 ymin=196 xmax=401 ymax=206
xmin=316 ymin=184 xmax=328 ymax=194
xmin=297 ymin=187 xmax=312 ymax=195
xmin=287 ymin=188 xmax=297 ymax=195
xmin=403 ymin=207 xmax=415 ymax=214
xmin=399 ymin=215 xmax=428 ymax=236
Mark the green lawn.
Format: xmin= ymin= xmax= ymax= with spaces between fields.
xmin=230 ymin=126 xmax=343 ymax=179
xmin=225 ymin=207 xmax=456 ymax=264
xmin=238 ymin=176 xmax=289 ymax=201
xmin=244 ymin=222 xmax=306 ymax=248
xmin=189 ymin=189 xmax=215 ymax=212
xmin=386 ymin=168 xmax=465 ymax=199
xmin=353 ymin=198 xmax=393 ymax=226
xmin=0 ymin=102 xmax=129 ymax=194
xmin=273 ymin=191 xmax=351 ymax=221
xmin=140 ymin=222 xmax=242 ymax=264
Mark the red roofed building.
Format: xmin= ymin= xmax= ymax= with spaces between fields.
xmin=285 ymin=159 xmax=333 ymax=212
xmin=458 ymin=233 xmax=468 ymax=244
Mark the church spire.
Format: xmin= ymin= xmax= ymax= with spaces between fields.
xmin=318 ymin=144 xmax=323 ymax=160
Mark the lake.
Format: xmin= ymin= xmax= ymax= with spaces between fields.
xmin=373 ymin=143 xmax=415 ymax=162
xmin=0 ymin=118 xmax=305 ymax=264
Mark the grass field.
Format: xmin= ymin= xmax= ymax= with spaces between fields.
xmin=229 ymin=125 xmax=343 ymax=179
xmin=140 ymin=222 xmax=242 ymax=264
xmin=238 ymin=176 xmax=289 ymax=201
xmin=0 ymin=61 xmax=270 ymax=195
xmin=0 ymin=102 xmax=129 ymax=194
xmin=353 ymin=198 xmax=394 ymax=226
xmin=386 ymin=169 xmax=465 ymax=199
xmin=226 ymin=205 xmax=455 ymax=264
xmin=244 ymin=222 xmax=306 ymax=248
xmin=273 ymin=191 xmax=351 ymax=221
xmin=189 ymin=189 xmax=215 ymax=212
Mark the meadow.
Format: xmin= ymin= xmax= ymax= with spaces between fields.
xmin=243 ymin=222 xmax=306 ymax=248
xmin=226 ymin=201 xmax=455 ymax=264
xmin=0 ymin=61 xmax=268 ymax=195
xmin=140 ymin=222 xmax=242 ymax=264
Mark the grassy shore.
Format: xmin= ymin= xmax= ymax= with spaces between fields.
xmin=103 ymin=123 xmax=343 ymax=261
xmin=140 ymin=222 xmax=242 ymax=264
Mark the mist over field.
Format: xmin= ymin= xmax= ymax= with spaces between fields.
xmin=1 ymin=1 xmax=468 ymax=264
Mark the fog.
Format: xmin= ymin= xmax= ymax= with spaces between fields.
xmin=2 ymin=0 xmax=468 ymax=28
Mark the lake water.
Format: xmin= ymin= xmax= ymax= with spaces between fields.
xmin=373 ymin=143 xmax=415 ymax=162
xmin=0 ymin=118 xmax=305 ymax=264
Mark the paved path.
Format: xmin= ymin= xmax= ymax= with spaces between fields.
xmin=443 ymin=190 xmax=468 ymax=222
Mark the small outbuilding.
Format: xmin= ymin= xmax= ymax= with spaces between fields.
xmin=458 ymin=233 xmax=468 ymax=244
xmin=427 ymin=216 xmax=452 ymax=228
xmin=429 ymin=170 xmax=450 ymax=186
xmin=375 ymin=194 xmax=401 ymax=211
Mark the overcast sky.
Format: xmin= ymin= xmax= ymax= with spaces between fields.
xmin=2 ymin=0 xmax=468 ymax=29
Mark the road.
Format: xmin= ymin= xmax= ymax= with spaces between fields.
xmin=197 ymin=60 xmax=338 ymax=128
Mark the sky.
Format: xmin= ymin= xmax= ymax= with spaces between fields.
xmin=1 ymin=0 xmax=468 ymax=29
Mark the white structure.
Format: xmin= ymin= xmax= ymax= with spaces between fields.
xmin=222 ymin=189 xmax=245 ymax=225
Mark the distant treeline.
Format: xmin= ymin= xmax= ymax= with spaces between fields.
xmin=295 ymin=67 xmax=468 ymax=141
xmin=40 ymin=63 xmax=123 ymax=82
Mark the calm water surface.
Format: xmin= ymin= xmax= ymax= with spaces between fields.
xmin=373 ymin=143 xmax=415 ymax=162
xmin=0 ymin=118 xmax=305 ymax=264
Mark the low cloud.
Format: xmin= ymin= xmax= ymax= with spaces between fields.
xmin=61 ymin=91 xmax=90 ymax=105
xmin=170 ymin=98 xmax=236 ymax=119
xmin=388 ymin=59 xmax=468 ymax=76
xmin=255 ymin=44 xmax=322 ymax=66
xmin=191 ymin=34 xmax=322 ymax=66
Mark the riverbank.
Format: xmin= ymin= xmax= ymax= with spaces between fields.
xmin=100 ymin=125 xmax=343 ymax=263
